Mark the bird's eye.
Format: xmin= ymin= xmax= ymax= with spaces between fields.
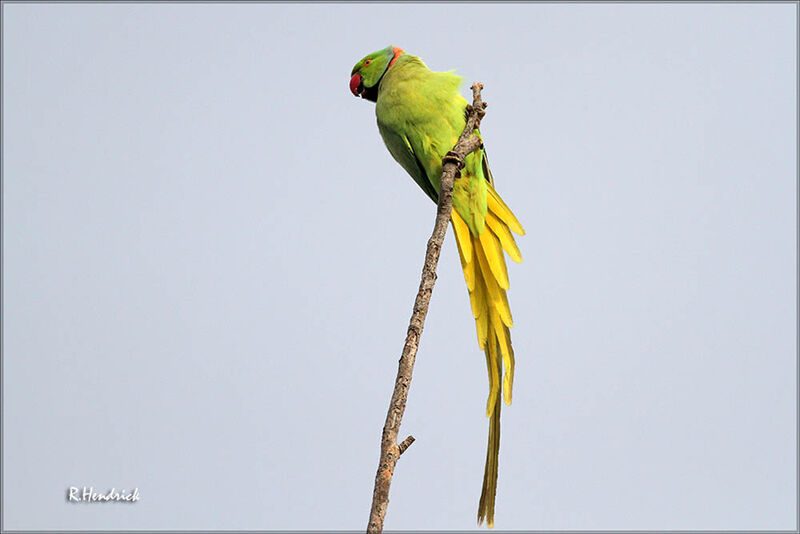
xmin=364 ymin=59 xmax=372 ymax=66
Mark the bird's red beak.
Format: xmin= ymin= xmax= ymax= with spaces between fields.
xmin=350 ymin=73 xmax=363 ymax=97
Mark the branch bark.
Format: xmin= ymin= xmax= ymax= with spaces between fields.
xmin=366 ymin=83 xmax=488 ymax=534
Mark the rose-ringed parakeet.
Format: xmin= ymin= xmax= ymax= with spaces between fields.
xmin=350 ymin=46 xmax=524 ymax=528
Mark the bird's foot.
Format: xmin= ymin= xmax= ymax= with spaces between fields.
xmin=443 ymin=151 xmax=464 ymax=169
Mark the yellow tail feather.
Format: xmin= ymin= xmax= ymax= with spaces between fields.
xmin=452 ymin=208 xmax=475 ymax=289
xmin=485 ymin=212 xmax=522 ymax=263
xmin=451 ymin=189 xmax=521 ymax=528
xmin=475 ymin=243 xmax=513 ymax=328
xmin=487 ymin=185 xmax=525 ymax=236
xmin=483 ymin=291 xmax=501 ymax=418
xmin=478 ymin=323 xmax=502 ymax=528
xmin=478 ymin=227 xmax=509 ymax=290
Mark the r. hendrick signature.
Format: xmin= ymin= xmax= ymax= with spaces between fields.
xmin=67 ymin=486 xmax=140 ymax=503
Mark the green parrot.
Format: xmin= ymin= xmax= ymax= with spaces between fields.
xmin=350 ymin=46 xmax=525 ymax=528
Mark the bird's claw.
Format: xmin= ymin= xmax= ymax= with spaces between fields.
xmin=443 ymin=151 xmax=464 ymax=169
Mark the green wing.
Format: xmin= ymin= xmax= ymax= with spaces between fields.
xmin=377 ymin=121 xmax=438 ymax=203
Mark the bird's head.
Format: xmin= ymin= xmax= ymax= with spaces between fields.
xmin=349 ymin=46 xmax=404 ymax=102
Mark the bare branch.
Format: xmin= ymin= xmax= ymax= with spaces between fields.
xmin=366 ymin=83 xmax=488 ymax=534
xmin=398 ymin=435 xmax=415 ymax=456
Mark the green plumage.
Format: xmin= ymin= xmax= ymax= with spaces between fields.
xmin=379 ymin=54 xmax=489 ymax=235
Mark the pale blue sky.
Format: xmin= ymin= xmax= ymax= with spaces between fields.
xmin=2 ymin=2 xmax=797 ymax=530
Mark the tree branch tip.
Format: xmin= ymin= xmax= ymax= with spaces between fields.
xmin=398 ymin=435 xmax=416 ymax=455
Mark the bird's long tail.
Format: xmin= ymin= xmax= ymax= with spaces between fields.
xmin=451 ymin=185 xmax=524 ymax=529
